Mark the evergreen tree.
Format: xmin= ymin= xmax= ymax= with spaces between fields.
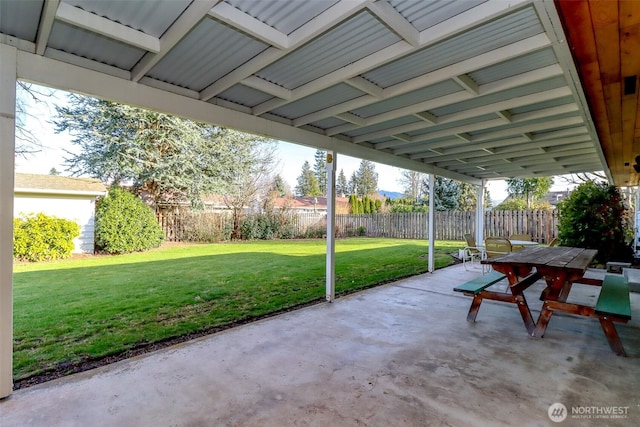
xmin=457 ymin=182 xmax=477 ymax=211
xmin=272 ymin=174 xmax=288 ymax=197
xmin=348 ymin=171 xmax=358 ymax=195
xmin=355 ymin=160 xmax=378 ymax=196
xmin=313 ymin=149 xmax=327 ymax=195
xmin=295 ymin=161 xmax=321 ymax=196
xmin=337 ymin=169 xmax=348 ymax=197
xmin=54 ymin=93 xmax=270 ymax=208
xmin=423 ymin=176 xmax=461 ymax=211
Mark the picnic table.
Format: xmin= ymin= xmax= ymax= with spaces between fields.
xmin=481 ymin=246 xmax=631 ymax=355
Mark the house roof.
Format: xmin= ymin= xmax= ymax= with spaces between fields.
xmin=14 ymin=173 xmax=107 ymax=196
xmin=0 ymin=1 xmax=627 ymax=185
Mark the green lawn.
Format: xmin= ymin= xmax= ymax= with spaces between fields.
xmin=13 ymin=238 xmax=463 ymax=381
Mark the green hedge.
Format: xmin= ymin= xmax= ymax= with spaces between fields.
xmin=95 ymin=187 xmax=164 ymax=254
xmin=13 ymin=213 xmax=80 ymax=262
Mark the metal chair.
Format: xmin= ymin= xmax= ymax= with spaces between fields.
xmin=462 ymin=233 xmax=486 ymax=271
xmin=509 ymin=234 xmax=531 ymax=251
xmin=484 ymin=237 xmax=512 ymax=259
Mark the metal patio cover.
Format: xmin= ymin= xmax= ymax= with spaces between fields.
xmin=0 ymin=0 xmax=611 ymax=185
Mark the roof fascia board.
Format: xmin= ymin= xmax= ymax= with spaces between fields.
xmin=14 ymin=188 xmax=107 ymax=197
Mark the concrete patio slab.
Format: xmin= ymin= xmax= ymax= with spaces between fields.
xmin=1 ymin=263 xmax=639 ymax=426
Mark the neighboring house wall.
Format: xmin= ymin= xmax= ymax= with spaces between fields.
xmin=13 ymin=173 xmax=107 ymax=254
xmin=14 ymin=193 xmax=98 ymax=254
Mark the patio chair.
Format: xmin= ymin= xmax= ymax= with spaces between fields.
xmin=509 ymin=233 xmax=531 ymax=251
xmin=462 ymin=233 xmax=486 ymax=271
xmin=484 ymin=237 xmax=512 ymax=259
xmin=548 ymin=237 xmax=559 ymax=247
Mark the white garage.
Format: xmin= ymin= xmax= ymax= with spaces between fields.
xmin=14 ymin=173 xmax=107 ymax=254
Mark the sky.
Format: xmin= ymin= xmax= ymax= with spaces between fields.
xmin=14 ymin=83 xmax=581 ymax=204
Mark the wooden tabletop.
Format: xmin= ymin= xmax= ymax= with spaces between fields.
xmin=483 ymin=246 xmax=597 ymax=274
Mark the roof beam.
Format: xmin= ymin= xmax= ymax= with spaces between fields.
xmin=345 ymin=77 xmax=384 ymax=98
xmin=35 ymin=0 xmax=59 ymax=55
xmin=355 ymin=87 xmax=575 ymax=144
xmin=335 ymin=112 xmax=366 ymax=126
xmin=200 ymin=0 xmax=371 ymax=100
xmin=132 ymin=0 xmax=221 ymax=82
xmin=208 ymin=2 xmax=289 ymax=49
xmin=17 ymin=49 xmax=481 ymax=185
xmin=434 ymin=137 xmax=594 ymax=166
xmin=452 ymin=74 xmax=479 ymax=95
xmin=56 ymin=2 xmax=160 ymax=52
xmin=418 ymin=0 xmax=530 ymax=46
xmin=254 ymin=7 xmax=550 ymax=118
xmin=300 ymin=39 xmax=558 ymax=130
xmin=367 ymin=1 xmax=420 ymax=47
xmin=240 ymin=76 xmax=292 ymax=100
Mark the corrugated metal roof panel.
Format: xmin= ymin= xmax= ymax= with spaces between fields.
xmin=430 ymin=75 xmax=568 ymax=116
xmin=256 ymin=11 xmax=401 ymax=89
xmin=470 ymin=48 xmax=558 ymax=85
xmin=406 ymin=113 xmax=498 ymax=137
xmin=48 ymin=22 xmax=146 ymax=70
xmin=351 ymin=80 xmax=461 ymax=118
xmin=64 ymin=0 xmax=191 ymax=37
xmin=217 ymin=85 xmax=274 ymax=108
xmin=509 ymin=96 xmax=575 ymax=115
xmin=148 ymin=18 xmax=269 ymax=92
xmin=389 ymin=0 xmax=487 ymax=32
xmin=310 ymin=117 xmax=347 ymax=129
xmin=344 ymin=116 xmax=421 ymax=138
xmin=363 ymin=7 xmax=543 ymax=88
xmin=0 ymin=0 xmax=43 ymax=42
xmin=270 ymin=84 xmax=364 ymax=119
xmin=225 ymin=0 xmax=338 ymax=35
xmin=468 ymin=111 xmax=582 ymax=136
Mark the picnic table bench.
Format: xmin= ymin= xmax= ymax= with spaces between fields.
xmin=538 ymin=274 xmax=631 ymax=356
xmin=453 ymin=270 xmax=542 ymax=331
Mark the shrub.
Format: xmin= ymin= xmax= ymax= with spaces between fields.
xmin=95 ymin=187 xmax=164 ymax=254
xmin=239 ymin=212 xmax=298 ymax=240
xmin=13 ymin=213 xmax=80 ymax=262
xmin=557 ymin=181 xmax=632 ymax=263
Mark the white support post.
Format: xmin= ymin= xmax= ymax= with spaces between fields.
xmin=0 ymin=44 xmax=17 ymax=399
xmin=476 ymin=180 xmax=486 ymax=246
xmin=428 ymin=174 xmax=435 ymax=273
xmin=325 ymin=151 xmax=336 ymax=302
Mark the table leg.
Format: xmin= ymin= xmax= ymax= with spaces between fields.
xmin=512 ymin=291 xmax=536 ymax=336
xmin=534 ymin=301 xmax=553 ymax=337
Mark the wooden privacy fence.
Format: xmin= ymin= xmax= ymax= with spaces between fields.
xmin=334 ymin=210 xmax=559 ymax=242
xmin=157 ymin=208 xmax=560 ymax=243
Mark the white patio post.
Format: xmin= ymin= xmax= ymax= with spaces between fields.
xmin=325 ymin=151 xmax=336 ymax=302
xmin=0 ymin=44 xmax=17 ymax=398
xmin=428 ymin=173 xmax=435 ymax=273
xmin=475 ymin=180 xmax=486 ymax=246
